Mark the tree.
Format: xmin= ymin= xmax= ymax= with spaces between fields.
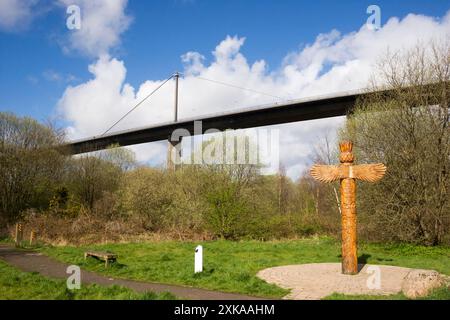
xmin=310 ymin=133 xmax=341 ymax=217
xmin=187 ymin=131 xmax=262 ymax=189
xmin=341 ymin=41 xmax=450 ymax=245
xmin=0 ymin=112 xmax=66 ymax=222
xmin=187 ymin=132 xmax=262 ymax=238
xmin=67 ymin=146 xmax=136 ymax=211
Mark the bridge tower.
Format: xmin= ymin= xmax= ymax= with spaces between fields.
xmin=167 ymin=72 xmax=182 ymax=170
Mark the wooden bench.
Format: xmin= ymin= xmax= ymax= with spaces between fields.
xmin=84 ymin=251 xmax=117 ymax=267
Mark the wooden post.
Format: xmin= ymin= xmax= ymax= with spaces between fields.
xmin=29 ymin=230 xmax=35 ymax=246
xmin=15 ymin=223 xmax=23 ymax=247
xmin=14 ymin=224 xmax=19 ymax=246
xmin=310 ymin=141 xmax=387 ymax=275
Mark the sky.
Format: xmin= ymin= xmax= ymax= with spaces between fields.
xmin=0 ymin=0 xmax=449 ymax=179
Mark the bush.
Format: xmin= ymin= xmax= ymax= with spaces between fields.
xmin=0 ymin=112 xmax=66 ymax=223
xmin=341 ymin=42 xmax=450 ymax=245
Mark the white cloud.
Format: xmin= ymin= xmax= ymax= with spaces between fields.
xmin=0 ymin=0 xmax=38 ymax=31
xmin=58 ymin=0 xmax=132 ymax=57
xmin=58 ymin=11 xmax=450 ymax=179
xmin=0 ymin=0 xmax=131 ymax=56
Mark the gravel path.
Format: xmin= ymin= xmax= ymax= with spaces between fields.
xmin=0 ymin=244 xmax=264 ymax=300
xmin=257 ymin=263 xmax=413 ymax=299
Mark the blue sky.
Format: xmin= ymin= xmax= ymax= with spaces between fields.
xmin=1 ymin=0 xmax=448 ymax=121
xmin=0 ymin=0 xmax=449 ymax=177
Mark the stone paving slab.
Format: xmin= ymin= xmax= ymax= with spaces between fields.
xmin=257 ymin=263 xmax=413 ymax=300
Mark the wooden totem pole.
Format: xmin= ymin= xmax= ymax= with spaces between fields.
xmin=310 ymin=141 xmax=386 ymax=275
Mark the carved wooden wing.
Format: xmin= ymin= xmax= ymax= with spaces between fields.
xmin=310 ymin=165 xmax=344 ymax=183
xmin=352 ymin=163 xmax=387 ymax=182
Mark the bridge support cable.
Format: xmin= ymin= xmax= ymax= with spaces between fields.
xmin=166 ymin=73 xmax=289 ymax=170
xmin=186 ymin=74 xmax=287 ymax=101
xmin=101 ymin=74 xmax=174 ymax=137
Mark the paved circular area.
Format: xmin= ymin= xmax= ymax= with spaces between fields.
xmin=257 ymin=263 xmax=413 ymax=300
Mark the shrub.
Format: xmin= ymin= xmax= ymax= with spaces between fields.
xmin=341 ymin=42 xmax=450 ymax=245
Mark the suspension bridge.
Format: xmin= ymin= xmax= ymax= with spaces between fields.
xmin=64 ymin=74 xmax=445 ymax=167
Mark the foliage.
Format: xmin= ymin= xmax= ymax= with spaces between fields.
xmin=341 ymin=42 xmax=450 ymax=245
xmin=0 ymin=113 xmax=66 ymax=222
xmin=66 ymin=146 xmax=135 ymax=211
xmin=205 ymin=180 xmax=248 ymax=239
xmin=120 ymin=166 xmax=206 ymax=237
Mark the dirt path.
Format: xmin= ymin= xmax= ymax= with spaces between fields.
xmin=0 ymin=244 xmax=265 ymax=300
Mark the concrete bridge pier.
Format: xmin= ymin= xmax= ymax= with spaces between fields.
xmin=167 ymin=136 xmax=182 ymax=170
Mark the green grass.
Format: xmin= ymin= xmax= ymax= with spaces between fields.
xmin=0 ymin=260 xmax=176 ymax=300
xmin=325 ymin=286 xmax=450 ymax=300
xmin=37 ymin=237 xmax=450 ymax=299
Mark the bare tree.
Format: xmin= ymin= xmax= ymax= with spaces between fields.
xmin=311 ymin=133 xmax=341 ymax=215
xmin=341 ymin=40 xmax=450 ymax=245
xmin=67 ymin=146 xmax=136 ymax=211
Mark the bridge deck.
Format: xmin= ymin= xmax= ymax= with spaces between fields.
xmin=65 ymin=82 xmax=447 ymax=155
xmin=66 ymin=90 xmax=363 ymax=155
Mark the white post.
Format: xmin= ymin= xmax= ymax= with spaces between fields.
xmin=194 ymin=245 xmax=203 ymax=273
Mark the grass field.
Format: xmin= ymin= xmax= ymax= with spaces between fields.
xmin=0 ymin=260 xmax=175 ymax=300
xmin=37 ymin=237 xmax=450 ymax=299
xmin=325 ymin=286 xmax=450 ymax=300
